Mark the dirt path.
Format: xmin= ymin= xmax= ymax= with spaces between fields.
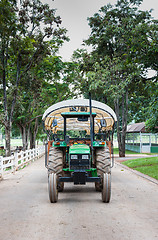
xmin=0 ymin=156 xmax=158 ymax=240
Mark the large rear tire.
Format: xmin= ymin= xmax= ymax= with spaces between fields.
xmin=48 ymin=173 xmax=58 ymax=203
xmin=95 ymin=147 xmax=111 ymax=191
xmin=48 ymin=147 xmax=64 ymax=192
xmin=102 ymin=173 xmax=111 ymax=203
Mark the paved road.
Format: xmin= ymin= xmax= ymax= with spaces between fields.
xmin=0 ymin=156 xmax=158 ymax=240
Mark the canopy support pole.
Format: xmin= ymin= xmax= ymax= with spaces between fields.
xmin=89 ymin=93 xmax=93 ymax=151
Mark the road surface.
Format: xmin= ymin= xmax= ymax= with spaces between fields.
xmin=0 ymin=156 xmax=158 ymax=240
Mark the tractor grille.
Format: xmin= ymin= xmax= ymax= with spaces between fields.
xmin=70 ymin=154 xmax=90 ymax=170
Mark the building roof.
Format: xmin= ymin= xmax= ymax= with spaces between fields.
xmin=127 ymin=122 xmax=146 ymax=133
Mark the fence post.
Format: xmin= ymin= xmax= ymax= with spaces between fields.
xmin=34 ymin=148 xmax=36 ymax=159
xmin=37 ymin=147 xmax=39 ymax=158
xmin=140 ymin=132 xmax=142 ymax=153
xmin=14 ymin=151 xmax=18 ymax=172
xmin=20 ymin=151 xmax=23 ymax=166
xmin=25 ymin=150 xmax=29 ymax=163
xmin=0 ymin=156 xmax=3 ymax=179
xmin=35 ymin=148 xmax=37 ymax=159
xmin=149 ymin=133 xmax=151 ymax=149
xmin=32 ymin=149 xmax=34 ymax=161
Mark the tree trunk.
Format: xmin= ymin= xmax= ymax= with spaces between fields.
xmin=121 ymin=93 xmax=126 ymax=156
xmin=1 ymin=41 xmax=20 ymax=156
xmin=19 ymin=125 xmax=29 ymax=151
xmin=114 ymin=89 xmax=128 ymax=157
xmin=5 ymin=121 xmax=11 ymax=156
xmin=114 ymin=98 xmax=124 ymax=157
xmin=17 ymin=123 xmax=29 ymax=150
xmin=2 ymin=43 xmax=11 ymax=157
xmin=30 ymin=118 xmax=38 ymax=149
xmin=22 ymin=126 xmax=29 ymax=151
xmin=30 ymin=132 xmax=34 ymax=149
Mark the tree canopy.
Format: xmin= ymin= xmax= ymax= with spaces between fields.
xmin=72 ymin=0 xmax=158 ymax=156
xmin=0 ymin=0 xmax=71 ymax=155
xmin=0 ymin=0 xmax=157 ymax=157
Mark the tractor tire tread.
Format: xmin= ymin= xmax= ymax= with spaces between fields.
xmin=48 ymin=147 xmax=64 ymax=191
xmin=95 ymin=147 xmax=111 ymax=191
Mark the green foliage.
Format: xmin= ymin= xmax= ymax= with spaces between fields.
xmin=0 ymin=0 xmax=71 ymax=153
xmin=73 ymin=0 xmax=157 ymax=102
xmin=129 ymin=80 xmax=158 ymax=132
xmin=72 ymin=0 xmax=158 ymax=156
xmin=13 ymin=53 xmax=74 ymax=147
xmin=0 ymin=149 xmax=5 ymax=157
xmin=145 ymin=82 xmax=158 ymax=132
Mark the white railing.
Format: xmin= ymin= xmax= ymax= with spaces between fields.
xmin=0 ymin=146 xmax=45 ymax=179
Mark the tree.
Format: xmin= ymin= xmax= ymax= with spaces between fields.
xmin=73 ymin=0 xmax=158 ymax=156
xmin=144 ymin=81 xmax=158 ymax=133
xmin=0 ymin=0 xmax=68 ymax=155
xmin=0 ymin=0 xmax=18 ymax=155
xmin=12 ymin=54 xmax=75 ymax=150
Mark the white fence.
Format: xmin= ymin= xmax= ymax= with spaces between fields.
xmin=0 ymin=146 xmax=45 ymax=179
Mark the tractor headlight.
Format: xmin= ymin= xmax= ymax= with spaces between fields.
xmin=71 ymin=155 xmax=78 ymax=159
xmin=82 ymin=155 xmax=89 ymax=159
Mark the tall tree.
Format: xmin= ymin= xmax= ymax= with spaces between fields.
xmin=0 ymin=0 xmax=68 ymax=155
xmin=13 ymin=54 xmax=74 ymax=150
xmin=73 ymin=0 xmax=158 ymax=156
xmin=0 ymin=0 xmax=18 ymax=155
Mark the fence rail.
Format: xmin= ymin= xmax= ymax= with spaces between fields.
xmin=0 ymin=146 xmax=45 ymax=179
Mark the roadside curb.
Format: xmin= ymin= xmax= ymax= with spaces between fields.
xmin=115 ymin=161 xmax=158 ymax=185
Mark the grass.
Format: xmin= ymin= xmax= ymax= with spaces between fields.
xmin=0 ymin=139 xmax=43 ymax=154
xmin=144 ymin=153 xmax=158 ymax=155
xmin=113 ymin=148 xmax=142 ymax=155
xmin=122 ymin=156 xmax=158 ymax=180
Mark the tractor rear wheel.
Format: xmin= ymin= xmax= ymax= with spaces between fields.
xmin=48 ymin=173 xmax=58 ymax=203
xmin=48 ymin=147 xmax=64 ymax=192
xmin=102 ymin=173 xmax=111 ymax=203
xmin=95 ymin=147 xmax=111 ymax=192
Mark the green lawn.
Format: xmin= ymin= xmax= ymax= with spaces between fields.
xmin=0 ymin=139 xmax=43 ymax=148
xmin=113 ymin=148 xmax=142 ymax=155
xmin=122 ymin=157 xmax=158 ymax=180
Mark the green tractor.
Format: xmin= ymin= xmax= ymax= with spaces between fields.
xmin=42 ymin=97 xmax=117 ymax=203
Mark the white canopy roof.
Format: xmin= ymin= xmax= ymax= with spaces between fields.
xmin=42 ymin=99 xmax=117 ymax=133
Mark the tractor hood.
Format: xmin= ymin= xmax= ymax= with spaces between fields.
xmin=69 ymin=144 xmax=90 ymax=154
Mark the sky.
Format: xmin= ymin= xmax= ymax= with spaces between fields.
xmin=42 ymin=0 xmax=158 ymax=61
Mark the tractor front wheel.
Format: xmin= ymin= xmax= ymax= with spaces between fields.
xmin=48 ymin=173 xmax=58 ymax=203
xmin=102 ymin=173 xmax=111 ymax=203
